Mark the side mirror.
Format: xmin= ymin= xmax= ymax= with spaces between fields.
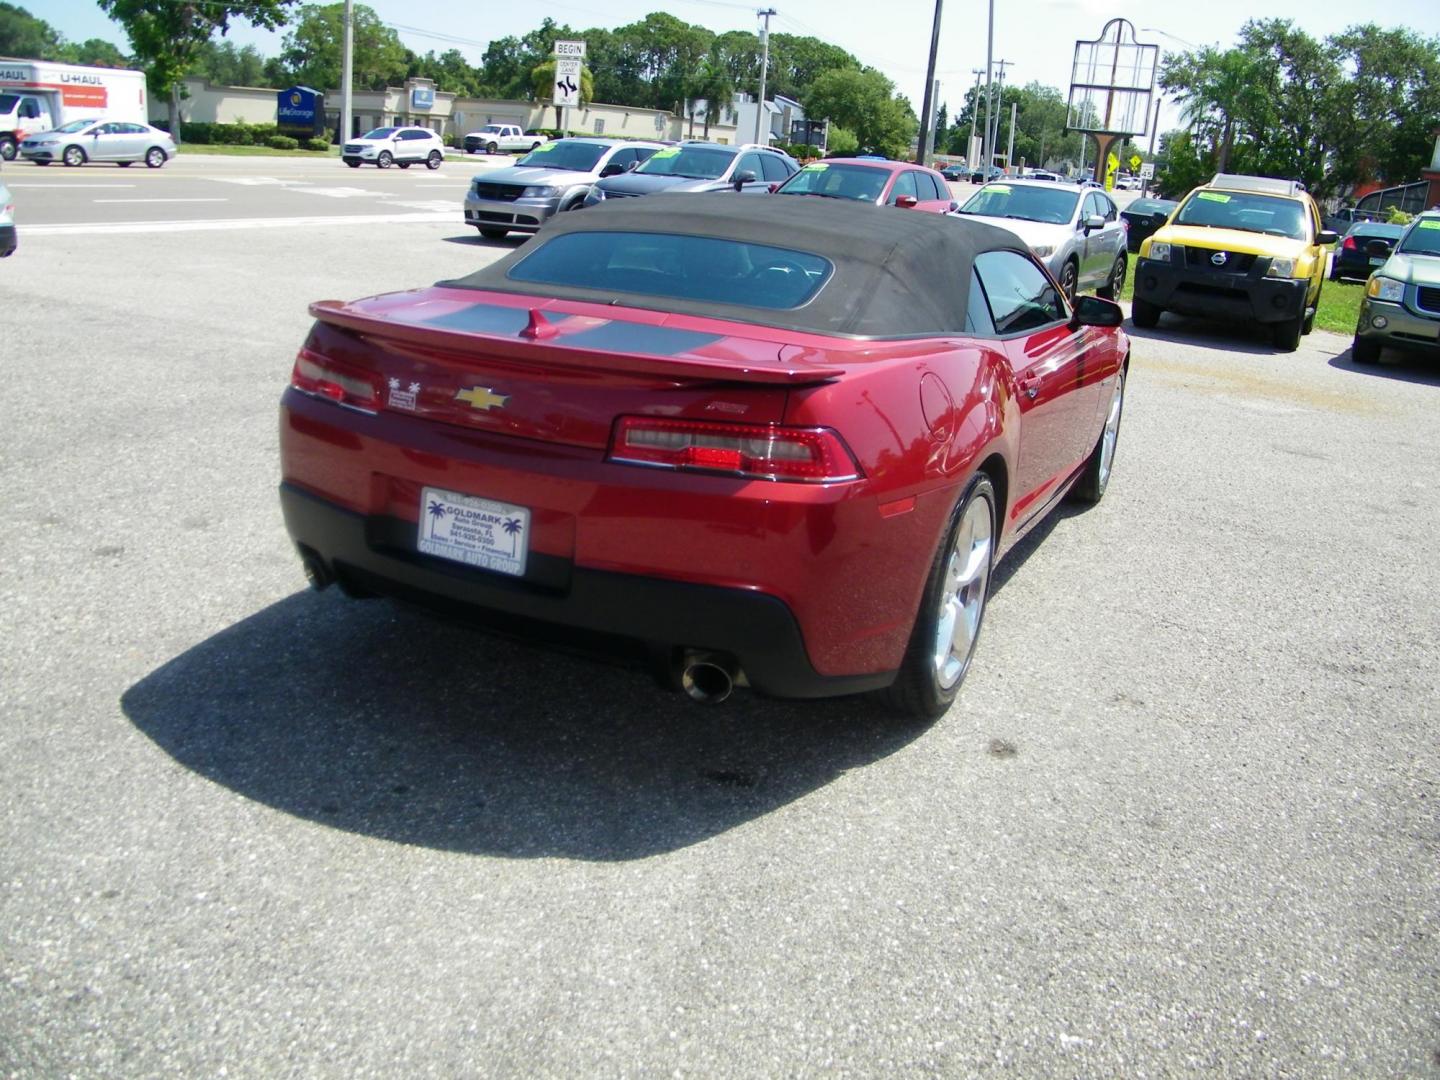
xmin=1317 ymin=229 xmax=1339 ymax=246
xmin=767 ymin=182 xmax=779 ymax=193
xmin=1071 ymin=295 xmax=1124 ymax=328
xmin=949 ymin=201 xmax=959 ymax=212
xmin=895 ymin=194 xmax=918 ymax=209
xmin=732 ymin=169 xmax=756 ymax=191
xmin=1084 ymin=214 xmax=1105 ymax=232
xmin=599 ymin=162 xmax=624 ymax=177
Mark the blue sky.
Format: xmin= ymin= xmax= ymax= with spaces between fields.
xmin=34 ymin=0 xmax=1440 ymax=136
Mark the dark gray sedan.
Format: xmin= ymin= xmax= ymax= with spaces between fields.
xmin=464 ymin=138 xmax=665 ymax=240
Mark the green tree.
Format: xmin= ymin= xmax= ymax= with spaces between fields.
xmin=803 ymin=67 xmax=915 ymax=159
xmin=0 ymin=2 xmax=63 ymax=59
xmin=99 ymin=0 xmax=298 ymax=142
xmin=62 ymin=38 xmax=130 ymax=68
xmin=688 ymin=48 xmax=736 ymax=138
xmin=1327 ymin=24 xmax=1440 ymax=187
xmin=277 ymin=3 xmax=407 ymax=92
xmin=192 ymin=40 xmax=268 ymax=85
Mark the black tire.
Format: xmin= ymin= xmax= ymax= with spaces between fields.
xmin=0 ymin=136 xmax=15 ymax=161
xmin=1058 ymin=259 xmax=1078 ymax=301
xmin=1072 ymin=367 xmax=1125 ymax=504
xmin=1131 ymin=297 xmax=1160 ymax=328
xmin=426 ymin=150 xmax=442 ymax=169
xmin=529 ymin=141 xmax=542 ymax=151
xmin=1097 ymin=252 xmax=1127 ymax=301
xmin=345 ymin=160 xmax=361 ymax=168
xmin=144 ymin=147 xmax=166 ymax=169
xmin=885 ymin=474 xmax=996 ymax=721
xmin=478 ymin=226 xmax=508 ymax=239
xmin=1351 ymin=335 xmax=1381 ymax=364
xmin=486 ymin=141 xmax=499 ymax=154
xmin=1272 ymin=316 xmax=1302 ymax=352
xmin=1302 ymin=282 xmax=1319 ymax=334
xmin=63 ymin=145 xmax=86 ymax=167
xmin=376 ymin=151 xmax=393 ymax=168
xmin=397 ymin=161 xmax=410 ymax=169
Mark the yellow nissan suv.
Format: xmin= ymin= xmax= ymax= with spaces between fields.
xmin=1132 ymin=173 xmax=1337 ymax=351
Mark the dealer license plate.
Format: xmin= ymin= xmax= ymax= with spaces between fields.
xmin=1370 ymin=256 xmax=1386 ymax=265
xmin=417 ymin=486 xmax=529 ymax=577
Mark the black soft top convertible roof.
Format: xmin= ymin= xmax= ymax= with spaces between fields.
xmin=442 ymin=193 xmax=1028 ymax=337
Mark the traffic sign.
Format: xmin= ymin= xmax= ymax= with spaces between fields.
xmin=553 ymin=57 xmax=581 ymax=108
xmin=1129 ymin=153 xmax=1143 ymax=172
xmin=1139 ymin=162 xmax=1155 ymax=179
xmin=554 ymin=40 xmax=585 ymax=59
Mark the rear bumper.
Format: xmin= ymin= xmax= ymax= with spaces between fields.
xmin=1134 ymin=258 xmax=1309 ymax=324
xmin=280 ymin=482 xmax=893 ymax=699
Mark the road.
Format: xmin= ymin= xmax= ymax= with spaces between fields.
xmin=1 ymin=157 xmax=1436 ymax=1078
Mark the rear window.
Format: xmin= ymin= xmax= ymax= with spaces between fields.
xmin=506 ymin=231 xmax=833 ymax=310
xmin=361 ymin=127 xmax=396 ymax=139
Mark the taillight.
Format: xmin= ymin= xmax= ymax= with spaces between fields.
xmin=609 ymin=417 xmax=861 ymax=482
xmin=1342 ymin=236 xmax=1357 ymax=251
xmin=290 ymin=347 xmax=380 ymax=413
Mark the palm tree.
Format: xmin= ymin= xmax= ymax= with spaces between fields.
xmin=1168 ymin=47 xmax=1265 ymax=174
xmin=502 ymin=517 xmax=523 ymax=555
xmin=691 ymin=49 xmax=736 ymax=140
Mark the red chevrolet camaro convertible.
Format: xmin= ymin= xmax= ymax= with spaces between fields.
xmin=279 ymin=195 xmax=1129 ymax=718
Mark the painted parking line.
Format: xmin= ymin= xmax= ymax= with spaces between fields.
xmin=93 ymin=198 xmax=230 ymax=203
xmin=6 ymin=183 xmax=139 ymax=188
xmin=25 ymin=211 xmax=456 ymax=236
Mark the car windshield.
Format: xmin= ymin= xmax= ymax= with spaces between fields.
xmin=361 ymin=127 xmax=397 ymax=140
xmin=958 ymin=184 xmax=1079 ymax=225
xmin=516 ymin=141 xmax=607 ymax=171
xmin=506 ymin=231 xmax=832 ymax=310
xmin=1174 ymin=190 xmax=1308 ymax=239
xmin=52 ymin=118 xmax=101 ymax=134
xmin=635 ymin=146 xmax=734 ymax=180
xmin=0 ymin=94 xmax=18 ymax=113
xmin=777 ymin=163 xmax=887 ymax=202
xmin=1398 ymin=220 xmax=1440 ymax=256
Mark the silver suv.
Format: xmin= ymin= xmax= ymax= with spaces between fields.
xmin=465 ymin=138 xmax=665 ymax=240
xmin=342 ymin=126 xmax=445 ymax=169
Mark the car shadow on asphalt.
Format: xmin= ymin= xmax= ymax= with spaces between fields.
xmin=441 ymin=233 xmax=526 ymax=248
xmin=120 ymin=591 xmax=934 ymax=861
xmin=1327 ymin=346 xmax=1440 ymax=387
xmin=1123 ymin=316 xmax=1287 ymax=355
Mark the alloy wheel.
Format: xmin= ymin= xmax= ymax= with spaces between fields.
xmin=931 ymin=493 xmax=993 ymax=690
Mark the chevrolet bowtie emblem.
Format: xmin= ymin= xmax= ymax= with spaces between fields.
xmin=455 ymin=386 xmax=509 ymax=411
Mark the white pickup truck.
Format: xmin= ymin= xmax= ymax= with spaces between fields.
xmin=462 ymin=124 xmax=549 ymax=155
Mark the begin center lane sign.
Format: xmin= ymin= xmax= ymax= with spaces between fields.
xmin=554 ymin=58 xmax=581 ymax=108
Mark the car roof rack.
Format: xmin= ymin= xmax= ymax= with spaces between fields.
xmin=1209 ymin=173 xmax=1305 ymax=197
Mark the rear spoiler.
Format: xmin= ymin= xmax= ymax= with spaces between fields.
xmin=309 ymin=300 xmax=845 ymax=386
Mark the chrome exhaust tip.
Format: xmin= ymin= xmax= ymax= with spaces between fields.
xmin=680 ymin=652 xmax=737 ymax=705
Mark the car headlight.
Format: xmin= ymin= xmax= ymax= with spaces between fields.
xmin=1266 ymin=257 xmax=1297 ymax=278
xmin=1031 ymin=244 xmax=1055 ymax=258
xmin=1149 ymin=241 xmax=1171 ymax=262
xmin=522 ymin=186 xmax=560 ymax=198
xmin=1366 ymin=276 xmax=1405 ymax=302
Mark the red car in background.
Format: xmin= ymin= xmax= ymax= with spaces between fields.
xmin=279 ymin=196 xmax=1128 ymax=718
xmin=769 ymin=157 xmax=958 ymax=213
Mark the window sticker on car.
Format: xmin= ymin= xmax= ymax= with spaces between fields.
xmin=1418 ymin=220 xmax=1440 ymax=230
xmin=529 ymin=142 xmax=555 ymax=152
xmin=801 ymin=163 xmax=828 ymax=171
xmin=988 ymin=184 xmax=1011 ymax=193
xmin=1197 ymin=192 xmax=1231 ymax=203
xmin=651 ymin=148 xmax=679 ymax=159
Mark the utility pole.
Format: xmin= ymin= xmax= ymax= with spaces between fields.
xmin=915 ymin=0 xmax=944 ymax=165
xmin=340 ymin=0 xmax=353 ymax=144
xmin=987 ymin=59 xmax=1010 ymax=172
xmin=967 ymin=68 xmax=983 ymax=164
xmin=981 ymin=0 xmax=994 ymax=173
xmin=1144 ymin=94 xmax=1162 ymax=195
xmin=1005 ymin=100 xmax=1016 ymax=173
xmin=754 ymin=8 xmax=776 ymax=145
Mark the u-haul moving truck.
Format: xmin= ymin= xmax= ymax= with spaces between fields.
xmin=0 ymin=59 xmax=147 ymax=161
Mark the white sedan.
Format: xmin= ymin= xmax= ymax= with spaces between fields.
xmin=20 ymin=119 xmax=176 ymax=168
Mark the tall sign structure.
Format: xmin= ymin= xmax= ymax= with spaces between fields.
xmin=553 ymin=40 xmax=585 ymax=137
xmin=1065 ymin=18 xmax=1158 ymax=188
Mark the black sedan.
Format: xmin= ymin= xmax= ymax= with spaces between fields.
xmin=1120 ymin=197 xmax=1178 ymax=253
xmin=1330 ymin=221 xmax=1405 ymax=282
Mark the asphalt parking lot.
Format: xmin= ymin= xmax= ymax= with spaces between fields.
xmin=1 ymin=156 xmax=1437 ymax=1077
